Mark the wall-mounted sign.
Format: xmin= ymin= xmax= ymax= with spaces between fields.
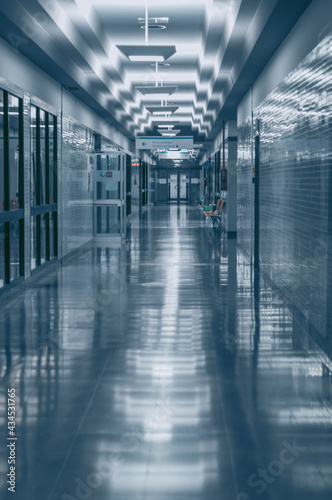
xmin=95 ymin=170 xmax=119 ymax=181
xmin=136 ymin=136 xmax=193 ymax=150
xmin=158 ymin=179 xmax=167 ymax=184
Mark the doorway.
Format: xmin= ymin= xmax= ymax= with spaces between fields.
xmin=169 ymin=172 xmax=189 ymax=203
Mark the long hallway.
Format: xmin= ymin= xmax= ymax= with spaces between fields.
xmin=1 ymin=206 xmax=331 ymax=500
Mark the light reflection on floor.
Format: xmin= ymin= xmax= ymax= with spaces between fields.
xmin=0 ymin=205 xmax=331 ymax=500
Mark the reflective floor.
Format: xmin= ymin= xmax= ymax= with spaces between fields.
xmin=1 ymin=205 xmax=332 ymax=500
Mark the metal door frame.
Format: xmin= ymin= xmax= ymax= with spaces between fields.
xmin=93 ymin=152 xmax=126 ymax=240
xmin=168 ymin=171 xmax=189 ymax=203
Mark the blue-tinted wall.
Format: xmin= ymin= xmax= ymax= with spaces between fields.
xmin=237 ymin=119 xmax=253 ymax=259
xmin=237 ymin=33 xmax=332 ymax=345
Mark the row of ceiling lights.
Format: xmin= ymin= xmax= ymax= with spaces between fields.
xmin=115 ymin=7 xmax=180 ymax=138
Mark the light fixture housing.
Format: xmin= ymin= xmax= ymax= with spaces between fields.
xmin=141 ymin=24 xmax=166 ymax=30
xmin=136 ymin=85 xmax=178 ymax=96
xmin=146 ymin=105 xmax=178 ymax=115
xmin=138 ymin=17 xmax=169 ymax=24
xmin=153 ymin=120 xmax=180 ymax=126
xmin=116 ymin=45 xmax=176 ymax=62
xmin=158 ymin=129 xmax=180 ymax=136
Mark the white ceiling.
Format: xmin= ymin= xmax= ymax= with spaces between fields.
xmin=63 ymin=0 xmax=238 ymax=139
xmin=0 ymin=0 xmax=313 ymax=156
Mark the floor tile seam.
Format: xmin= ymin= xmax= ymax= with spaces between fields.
xmin=47 ymin=348 xmax=115 ymax=500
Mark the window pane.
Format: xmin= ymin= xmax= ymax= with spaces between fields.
xmin=40 ymin=214 xmax=46 ymax=264
xmin=50 ymin=212 xmax=55 ymax=259
xmin=31 ymin=106 xmax=37 ymax=206
xmin=8 ymin=94 xmax=20 ymax=210
xmin=10 ymin=220 xmax=20 ymax=281
xmin=0 ymin=229 xmax=4 ymax=287
xmin=40 ymin=110 xmax=46 ymax=205
xmin=49 ymin=114 xmax=54 ymax=203
xmin=31 ymin=216 xmax=37 ymax=270
xmin=0 ymin=90 xmax=3 ymax=212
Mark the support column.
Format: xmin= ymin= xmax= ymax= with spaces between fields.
xmin=254 ymin=118 xmax=260 ymax=270
xmin=224 ymin=121 xmax=237 ymax=238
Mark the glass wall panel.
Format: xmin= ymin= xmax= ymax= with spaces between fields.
xmin=49 ymin=114 xmax=54 ymax=203
xmin=0 ymin=90 xmax=4 ymax=212
xmin=40 ymin=214 xmax=46 ymax=265
xmin=50 ymin=212 xmax=55 ymax=259
xmin=96 ymin=206 xmax=119 ymax=234
xmin=31 ymin=216 xmax=37 ymax=270
xmin=0 ymin=231 xmax=4 ymax=288
xmin=10 ymin=220 xmax=20 ymax=281
xmin=31 ymin=106 xmax=37 ymax=206
xmin=8 ymin=94 xmax=20 ymax=210
xmin=40 ymin=109 xmax=46 ymax=205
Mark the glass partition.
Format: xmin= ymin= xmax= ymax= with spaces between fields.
xmin=0 ymin=90 xmax=4 ymax=287
xmin=0 ymin=90 xmax=4 ymax=213
xmin=30 ymin=104 xmax=57 ymax=269
xmin=8 ymin=94 xmax=20 ymax=210
xmin=93 ymin=152 xmax=125 ymax=237
xmin=0 ymin=89 xmax=24 ymax=286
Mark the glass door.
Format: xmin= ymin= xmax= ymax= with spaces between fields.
xmin=169 ymin=174 xmax=178 ymax=201
xmin=179 ymin=173 xmax=188 ymax=200
xmin=93 ymin=152 xmax=125 ymax=239
xmin=169 ymin=172 xmax=189 ymax=203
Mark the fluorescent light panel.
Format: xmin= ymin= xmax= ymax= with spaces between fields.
xmin=116 ymin=45 xmax=176 ymax=62
xmin=153 ymin=121 xmax=180 ymax=126
xmin=158 ymin=129 xmax=180 ymax=134
xmin=146 ymin=105 xmax=179 ymax=114
xmin=129 ymin=55 xmax=164 ymax=62
xmin=136 ymin=86 xmax=178 ymax=96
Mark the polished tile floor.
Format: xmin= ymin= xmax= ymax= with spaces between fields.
xmin=0 ymin=205 xmax=332 ymax=500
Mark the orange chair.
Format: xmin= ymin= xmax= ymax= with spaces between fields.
xmin=205 ymin=199 xmax=225 ymax=227
xmin=204 ymin=198 xmax=221 ymax=215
